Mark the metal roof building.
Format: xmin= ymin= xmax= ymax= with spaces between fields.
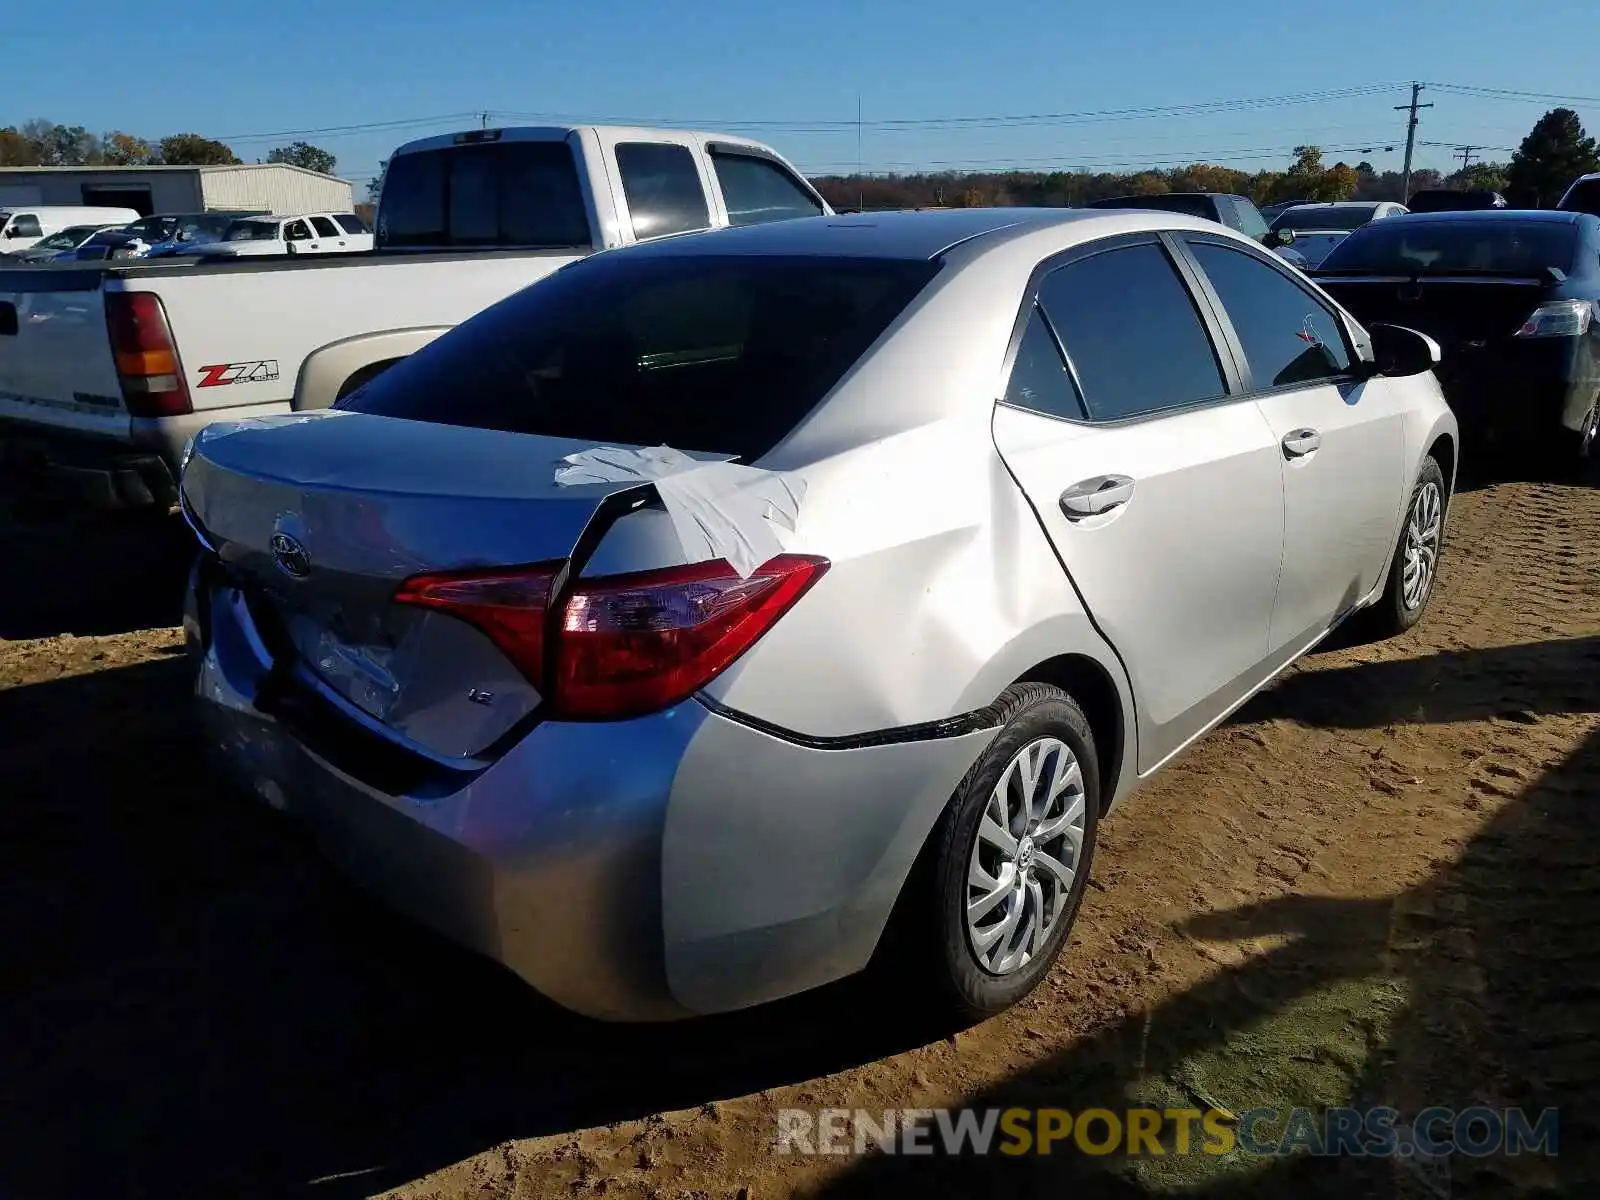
xmin=0 ymin=164 xmax=354 ymax=216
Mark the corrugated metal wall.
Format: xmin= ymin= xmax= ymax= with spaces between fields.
xmin=0 ymin=171 xmax=203 ymax=213
xmin=200 ymin=166 xmax=355 ymax=215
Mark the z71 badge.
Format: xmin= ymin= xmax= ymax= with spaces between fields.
xmin=196 ymin=360 xmax=280 ymax=388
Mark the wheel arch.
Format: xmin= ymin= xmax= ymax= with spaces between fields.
xmin=290 ymin=325 xmax=453 ymax=412
xmin=1011 ymin=652 xmax=1131 ymax=813
xmin=1426 ymin=430 xmax=1457 ymax=505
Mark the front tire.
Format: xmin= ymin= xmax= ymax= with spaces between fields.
xmin=922 ymin=683 xmax=1101 ymax=1021
xmin=1363 ymin=454 xmax=1447 ymax=638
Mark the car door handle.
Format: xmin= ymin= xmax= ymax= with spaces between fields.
xmin=1282 ymin=428 xmax=1322 ymax=458
xmin=1060 ymin=475 xmax=1135 ymax=519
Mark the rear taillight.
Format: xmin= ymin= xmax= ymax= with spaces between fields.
xmin=394 ymin=554 xmax=829 ymax=720
xmin=1514 ymin=299 xmax=1594 ymax=339
xmin=105 ymin=291 xmax=192 ymax=417
xmin=393 ymin=564 xmax=560 ymax=684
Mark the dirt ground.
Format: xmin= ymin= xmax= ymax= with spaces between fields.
xmin=0 ymin=469 xmax=1597 ymax=1200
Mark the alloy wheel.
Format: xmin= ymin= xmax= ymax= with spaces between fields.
xmin=1401 ymin=480 xmax=1442 ymax=611
xmin=966 ymin=736 xmax=1087 ymax=975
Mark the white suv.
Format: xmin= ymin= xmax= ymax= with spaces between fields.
xmin=197 ymin=213 xmax=374 ymax=257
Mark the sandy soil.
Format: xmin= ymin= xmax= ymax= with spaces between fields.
xmin=0 ymin=474 xmax=1596 ymax=1199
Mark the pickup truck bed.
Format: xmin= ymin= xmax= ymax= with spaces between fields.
xmin=0 ymin=248 xmax=583 ymax=506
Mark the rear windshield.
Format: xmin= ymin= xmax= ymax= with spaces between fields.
xmin=1274 ymin=205 xmax=1383 ymax=232
xmin=376 ymin=140 xmax=591 ymax=249
xmin=1407 ymin=190 xmax=1501 ymax=213
xmin=336 ymin=253 xmax=939 ymax=460
xmin=1090 ymin=194 xmax=1214 ymax=219
xmin=1316 ymin=219 xmax=1579 ymax=276
xmin=1560 ymin=179 xmax=1600 ymax=216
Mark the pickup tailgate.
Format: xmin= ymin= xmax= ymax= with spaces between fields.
xmin=0 ymin=265 xmax=131 ymax=440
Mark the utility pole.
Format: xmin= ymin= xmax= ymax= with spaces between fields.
xmin=1394 ymin=83 xmax=1434 ymax=203
xmin=1454 ymin=144 xmax=1481 ymax=174
xmin=856 ymin=94 xmax=863 ymax=212
xmin=480 ymin=111 xmax=489 ymax=130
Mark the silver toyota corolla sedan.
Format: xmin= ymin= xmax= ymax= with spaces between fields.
xmin=181 ymin=208 xmax=1457 ymax=1022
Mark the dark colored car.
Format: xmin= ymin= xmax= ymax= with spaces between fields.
xmin=1086 ymin=192 xmax=1307 ymax=266
xmin=1405 ymin=189 xmax=1508 ymax=214
xmin=1313 ymin=210 xmax=1600 ymax=463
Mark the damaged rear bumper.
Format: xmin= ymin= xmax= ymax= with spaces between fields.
xmin=190 ymin=571 xmax=994 ymax=1021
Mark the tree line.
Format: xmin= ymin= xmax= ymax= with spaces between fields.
xmin=0 ymin=120 xmax=339 ymax=174
xmin=811 ymin=108 xmax=1597 ymax=213
xmin=5 ymin=106 xmax=1595 ymax=213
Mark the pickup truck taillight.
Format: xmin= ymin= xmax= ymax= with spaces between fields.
xmin=395 ymin=554 xmax=830 ymax=720
xmin=105 ymin=292 xmax=192 ymax=418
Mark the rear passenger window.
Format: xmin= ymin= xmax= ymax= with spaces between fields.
xmin=1187 ymin=241 xmax=1352 ymax=389
xmin=1003 ymin=308 xmax=1086 ymax=420
xmin=711 ymin=152 xmax=824 ymax=226
xmin=616 ymin=143 xmax=711 ymax=239
xmin=310 ymin=216 xmax=339 ymax=237
xmin=1038 ymin=242 xmax=1227 ymax=421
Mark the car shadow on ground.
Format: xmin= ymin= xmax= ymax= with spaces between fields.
xmin=1 ymin=631 xmax=1597 ymax=1197
xmin=0 ymin=508 xmax=195 ymax=639
xmin=814 ymin=636 xmax=1600 ymax=1197
xmin=0 ymin=654 xmax=955 ymax=1199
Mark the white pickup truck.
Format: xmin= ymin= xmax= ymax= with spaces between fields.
xmin=0 ymin=125 xmax=831 ymax=507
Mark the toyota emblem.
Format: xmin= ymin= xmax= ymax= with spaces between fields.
xmin=270 ymin=532 xmax=311 ymax=578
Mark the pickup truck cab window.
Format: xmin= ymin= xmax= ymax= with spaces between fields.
xmin=615 ymin=142 xmax=711 ymax=239
xmin=710 ymin=152 xmax=824 ymax=226
xmin=310 ymin=216 xmax=340 ymax=238
xmin=377 ymin=140 xmax=590 ymax=249
xmin=5 ymin=214 xmax=42 ymax=239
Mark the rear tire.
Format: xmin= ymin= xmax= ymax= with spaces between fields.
xmin=1360 ymin=454 xmax=1447 ymax=639
xmin=915 ymin=683 xmax=1101 ymax=1021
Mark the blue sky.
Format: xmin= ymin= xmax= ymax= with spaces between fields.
xmin=13 ymin=0 xmax=1600 ymax=190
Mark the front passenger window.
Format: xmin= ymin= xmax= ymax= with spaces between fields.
xmin=1187 ymin=240 xmax=1353 ymax=389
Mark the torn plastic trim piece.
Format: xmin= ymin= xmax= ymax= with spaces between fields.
xmin=553 ymin=444 xmax=806 ymax=580
xmin=693 ymin=693 xmax=1002 ymax=751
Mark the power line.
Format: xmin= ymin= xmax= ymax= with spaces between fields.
xmin=799 ymin=139 xmax=1402 ymax=174
xmin=1427 ymin=82 xmax=1600 ymax=106
xmin=214 ymin=112 xmax=481 ymax=143
xmin=485 ymin=84 xmax=1405 ymax=134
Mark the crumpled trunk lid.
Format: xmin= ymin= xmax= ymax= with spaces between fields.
xmin=182 ymin=411 xmax=694 ymax=759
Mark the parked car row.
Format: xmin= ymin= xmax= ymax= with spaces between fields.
xmin=0 ymin=206 xmax=371 ymax=264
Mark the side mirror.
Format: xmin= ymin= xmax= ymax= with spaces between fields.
xmin=1 ymin=228 xmax=15 ymax=239
xmin=1272 ymin=228 xmax=1295 ymax=247
xmin=1364 ymin=323 xmax=1441 ymax=378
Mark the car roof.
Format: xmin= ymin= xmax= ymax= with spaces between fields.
xmin=620 ymin=207 xmax=1218 ymax=262
xmin=1388 ymin=208 xmax=1588 ymax=225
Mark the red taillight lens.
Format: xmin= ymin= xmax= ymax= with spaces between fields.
xmin=393 ymin=554 xmax=828 ymax=720
xmin=553 ymin=554 xmax=829 ymax=719
xmin=105 ymin=291 xmax=192 ymax=418
xmin=393 ymin=563 xmax=560 ymax=683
